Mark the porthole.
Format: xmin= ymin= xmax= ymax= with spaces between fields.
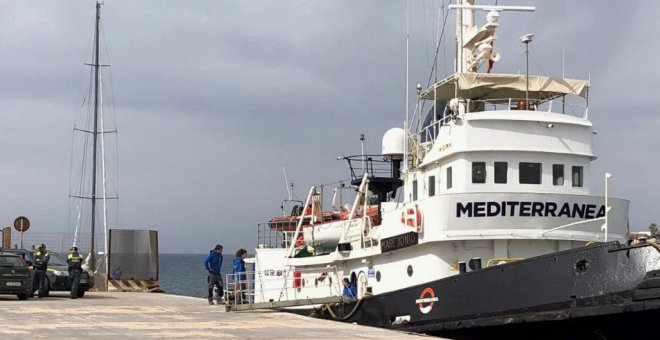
xmin=407 ymin=265 xmax=413 ymax=277
xmin=576 ymin=259 xmax=589 ymax=273
xmin=376 ymin=271 xmax=381 ymax=282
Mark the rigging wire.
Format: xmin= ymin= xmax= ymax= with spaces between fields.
xmin=70 ymin=62 xmax=95 ymax=248
xmin=100 ymin=71 xmax=109 ymax=272
xmin=417 ymin=2 xmax=451 ymax=128
xmin=422 ymin=0 xmax=430 ymax=66
xmin=427 ymin=3 xmax=451 ymax=88
xmin=100 ymin=17 xmax=120 ymax=229
xmin=442 ymin=0 xmax=448 ymax=77
xmin=314 ymin=178 xmax=354 ymax=189
xmin=68 ymin=13 xmax=99 ymax=247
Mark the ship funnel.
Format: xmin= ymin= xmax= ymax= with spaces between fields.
xmin=382 ymin=128 xmax=405 ymax=160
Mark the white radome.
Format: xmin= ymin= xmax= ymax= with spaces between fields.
xmin=381 ymin=127 xmax=405 ymax=157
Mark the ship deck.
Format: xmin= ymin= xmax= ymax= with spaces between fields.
xmin=0 ymin=292 xmax=436 ymax=339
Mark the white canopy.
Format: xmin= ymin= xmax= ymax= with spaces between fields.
xmin=421 ymin=73 xmax=589 ymax=102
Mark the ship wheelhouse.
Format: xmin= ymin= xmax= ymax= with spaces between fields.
xmin=388 ymin=71 xmax=629 ymax=248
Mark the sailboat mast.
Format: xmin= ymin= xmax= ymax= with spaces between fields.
xmin=90 ymin=1 xmax=101 ymax=272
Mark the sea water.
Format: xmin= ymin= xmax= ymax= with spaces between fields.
xmin=159 ymin=253 xmax=236 ymax=298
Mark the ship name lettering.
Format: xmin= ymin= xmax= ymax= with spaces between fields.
xmin=381 ymin=232 xmax=419 ymax=252
xmin=456 ymin=201 xmax=606 ymax=219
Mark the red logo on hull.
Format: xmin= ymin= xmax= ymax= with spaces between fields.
xmin=415 ymin=287 xmax=439 ymax=314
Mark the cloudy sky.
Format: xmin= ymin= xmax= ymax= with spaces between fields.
xmin=0 ymin=1 xmax=658 ymax=254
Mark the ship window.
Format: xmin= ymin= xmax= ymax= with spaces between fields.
xmin=428 ymin=176 xmax=436 ymax=196
xmin=494 ymin=162 xmax=507 ymax=184
xmin=413 ymin=180 xmax=418 ymax=200
xmin=553 ymin=164 xmax=565 ymax=185
xmin=376 ymin=271 xmax=381 ymax=282
xmin=519 ymin=162 xmax=541 ymax=184
xmin=472 ymin=162 xmax=486 ymax=184
xmin=572 ymin=166 xmax=583 ymax=187
xmin=447 ymin=167 xmax=453 ymax=189
xmin=407 ymin=265 xmax=413 ymax=277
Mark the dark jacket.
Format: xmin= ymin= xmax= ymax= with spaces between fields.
xmin=204 ymin=250 xmax=223 ymax=274
xmin=232 ymin=257 xmax=246 ymax=282
xmin=67 ymin=252 xmax=84 ymax=271
xmin=33 ymin=251 xmax=50 ymax=271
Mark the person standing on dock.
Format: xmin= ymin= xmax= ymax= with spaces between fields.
xmin=32 ymin=244 xmax=50 ymax=298
xmin=232 ymin=248 xmax=248 ymax=304
xmin=67 ymin=247 xmax=85 ymax=299
xmin=204 ymin=244 xmax=224 ymax=305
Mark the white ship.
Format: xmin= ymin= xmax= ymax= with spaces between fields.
xmin=229 ymin=1 xmax=660 ymax=337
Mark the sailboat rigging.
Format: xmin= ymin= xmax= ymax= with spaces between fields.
xmin=68 ymin=1 xmax=118 ymax=279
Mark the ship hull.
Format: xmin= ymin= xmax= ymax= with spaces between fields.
xmin=316 ymin=242 xmax=660 ymax=338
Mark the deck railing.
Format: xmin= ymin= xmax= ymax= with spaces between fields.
xmin=223 ymin=265 xmax=343 ymax=309
xmin=417 ymin=96 xmax=589 ymax=147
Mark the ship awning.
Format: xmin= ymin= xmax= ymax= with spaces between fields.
xmin=421 ymin=72 xmax=589 ymax=102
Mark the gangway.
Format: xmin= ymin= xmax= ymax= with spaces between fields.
xmin=223 ymin=262 xmax=345 ymax=312
xmin=226 ymin=295 xmax=343 ymax=312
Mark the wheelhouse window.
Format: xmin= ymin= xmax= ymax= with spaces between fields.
xmin=472 ymin=162 xmax=486 ymax=184
xmin=572 ymin=166 xmax=583 ymax=187
xmin=519 ymin=162 xmax=541 ymax=184
xmin=413 ymin=180 xmax=418 ymax=200
xmin=553 ymin=164 xmax=565 ymax=186
xmin=494 ymin=162 xmax=508 ymax=184
xmin=446 ymin=167 xmax=452 ymax=189
xmin=428 ymin=176 xmax=436 ymax=197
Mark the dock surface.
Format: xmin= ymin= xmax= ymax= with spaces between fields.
xmin=0 ymin=292 xmax=434 ymax=339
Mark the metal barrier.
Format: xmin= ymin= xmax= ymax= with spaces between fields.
xmin=107 ymin=229 xmax=159 ymax=292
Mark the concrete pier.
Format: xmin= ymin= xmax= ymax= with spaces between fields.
xmin=0 ymin=292 xmax=435 ymax=339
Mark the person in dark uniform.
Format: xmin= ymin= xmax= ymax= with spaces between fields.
xmin=32 ymin=244 xmax=50 ymax=298
xmin=67 ymin=246 xmax=85 ymax=299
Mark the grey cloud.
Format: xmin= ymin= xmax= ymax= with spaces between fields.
xmin=0 ymin=1 xmax=658 ymax=253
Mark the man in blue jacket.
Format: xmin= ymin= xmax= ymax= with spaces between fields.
xmin=204 ymin=244 xmax=223 ymax=305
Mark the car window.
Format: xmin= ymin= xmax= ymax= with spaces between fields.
xmin=46 ymin=253 xmax=69 ymax=266
xmin=0 ymin=256 xmax=23 ymax=267
xmin=3 ymin=251 xmax=31 ymax=263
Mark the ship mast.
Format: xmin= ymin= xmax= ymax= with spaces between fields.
xmin=450 ymin=1 xmax=535 ymax=74
xmin=89 ymin=1 xmax=101 ymax=272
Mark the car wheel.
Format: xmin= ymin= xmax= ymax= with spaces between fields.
xmin=77 ymin=290 xmax=86 ymax=298
xmin=17 ymin=293 xmax=29 ymax=300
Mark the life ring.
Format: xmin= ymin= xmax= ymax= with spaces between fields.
xmin=400 ymin=205 xmax=423 ymax=231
